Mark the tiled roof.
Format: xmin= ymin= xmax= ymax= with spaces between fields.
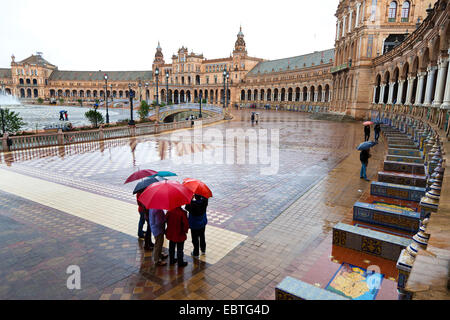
xmin=248 ymin=49 xmax=334 ymax=75
xmin=49 ymin=70 xmax=153 ymax=82
xmin=18 ymin=55 xmax=56 ymax=67
xmin=0 ymin=68 xmax=11 ymax=78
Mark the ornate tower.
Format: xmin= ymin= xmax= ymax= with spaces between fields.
xmin=153 ymin=41 xmax=165 ymax=71
xmin=233 ymin=26 xmax=247 ymax=56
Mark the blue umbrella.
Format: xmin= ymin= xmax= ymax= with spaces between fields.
xmin=357 ymin=141 xmax=377 ymax=151
xmin=133 ymin=176 xmax=166 ymax=194
xmin=150 ymin=171 xmax=177 ymax=178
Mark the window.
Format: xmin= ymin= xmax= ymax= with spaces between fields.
xmin=388 ymin=2 xmax=397 ymax=22
xmin=401 ymin=1 xmax=410 ymax=22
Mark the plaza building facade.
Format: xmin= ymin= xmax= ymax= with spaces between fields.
xmin=0 ymin=1 xmax=449 ymax=123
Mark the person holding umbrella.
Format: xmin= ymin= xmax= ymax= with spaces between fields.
xmin=360 ymin=148 xmax=371 ymax=181
xmin=364 ymin=124 xmax=370 ymax=141
xmin=165 ymin=206 xmax=190 ymax=267
xmin=185 ymin=195 xmax=208 ymax=257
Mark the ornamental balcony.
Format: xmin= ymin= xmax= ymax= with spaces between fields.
xmin=330 ymin=63 xmax=349 ymax=74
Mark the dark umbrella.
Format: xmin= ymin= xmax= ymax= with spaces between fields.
xmin=133 ymin=176 xmax=166 ymax=194
xmin=357 ymin=141 xmax=377 ymax=151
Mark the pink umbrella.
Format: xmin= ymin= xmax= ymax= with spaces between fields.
xmin=363 ymin=121 xmax=373 ymax=126
xmin=124 ymin=169 xmax=158 ymax=184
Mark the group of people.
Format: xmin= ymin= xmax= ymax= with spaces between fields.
xmin=136 ymin=192 xmax=208 ymax=267
xmin=360 ymin=122 xmax=381 ymax=181
xmin=59 ymin=111 xmax=69 ymax=121
xmin=251 ymin=112 xmax=259 ymax=125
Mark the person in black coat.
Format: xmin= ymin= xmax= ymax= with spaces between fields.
xmin=374 ymin=123 xmax=381 ymax=142
xmin=360 ymin=149 xmax=371 ymax=181
xmin=185 ymin=195 xmax=208 ymax=257
xmin=364 ymin=125 xmax=370 ymax=141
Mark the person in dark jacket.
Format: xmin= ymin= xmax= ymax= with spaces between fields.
xmin=165 ymin=206 xmax=189 ymax=267
xmin=360 ymin=149 xmax=371 ymax=181
xmin=185 ymin=195 xmax=208 ymax=257
xmin=364 ymin=125 xmax=370 ymax=141
xmin=374 ymin=123 xmax=381 ymax=142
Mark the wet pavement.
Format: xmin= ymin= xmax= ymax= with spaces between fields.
xmin=0 ymin=109 xmax=393 ymax=299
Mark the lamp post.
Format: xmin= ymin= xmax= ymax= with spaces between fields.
xmin=226 ymin=72 xmax=230 ymax=111
xmin=223 ymin=69 xmax=227 ymax=109
xmin=155 ymin=68 xmax=160 ymax=123
xmin=138 ymin=81 xmax=142 ymax=102
xmin=128 ymin=83 xmax=135 ymax=125
xmin=166 ymin=71 xmax=169 ymax=105
xmin=145 ymin=82 xmax=149 ymax=104
xmin=199 ymin=91 xmax=203 ymax=118
xmin=110 ymin=84 xmax=113 ymax=105
xmin=104 ymin=74 xmax=110 ymax=124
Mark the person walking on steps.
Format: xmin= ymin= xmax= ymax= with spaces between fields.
xmin=364 ymin=125 xmax=370 ymax=141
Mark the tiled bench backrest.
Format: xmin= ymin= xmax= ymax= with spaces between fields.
xmin=370 ymin=181 xmax=425 ymax=202
xmin=378 ymin=171 xmax=427 ymax=188
xmin=385 ymin=155 xmax=424 ymax=164
xmin=353 ymin=201 xmax=420 ymax=233
xmin=383 ymin=161 xmax=425 ymax=175
xmin=388 ymin=144 xmax=419 ymax=150
xmin=332 ymin=223 xmax=411 ymax=261
xmin=388 ymin=149 xmax=422 ymax=157
xmin=275 ymin=277 xmax=349 ymax=300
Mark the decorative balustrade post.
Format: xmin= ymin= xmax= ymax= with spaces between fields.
xmin=57 ymin=129 xmax=64 ymax=146
xmin=99 ymin=125 xmax=104 ymax=140
xmin=2 ymin=133 xmax=9 ymax=152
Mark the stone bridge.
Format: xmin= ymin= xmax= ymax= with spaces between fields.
xmin=149 ymin=103 xmax=223 ymax=122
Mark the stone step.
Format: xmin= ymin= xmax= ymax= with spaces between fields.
xmin=383 ymin=160 xmax=425 ymax=175
xmin=388 ymin=148 xmax=422 ymax=158
xmin=370 ymin=181 xmax=426 ymax=202
xmin=353 ymin=201 xmax=420 ymax=233
xmin=378 ymin=171 xmax=427 ymax=188
xmin=385 ymin=155 xmax=424 ymax=164
xmin=332 ymin=222 xmax=411 ymax=261
xmin=275 ymin=277 xmax=349 ymax=300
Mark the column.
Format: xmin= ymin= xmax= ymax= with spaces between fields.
xmin=396 ymin=80 xmax=405 ymax=105
xmin=336 ymin=21 xmax=341 ymax=40
xmin=441 ymin=54 xmax=450 ymax=109
xmin=423 ymin=65 xmax=437 ymax=107
xmin=355 ymin=3 xmax=361 ymax=28
xmin=379 ymin=84 xmax=386 ymax=104
xmin=432 ymin=56 xmax=449 ymax=108
xmin=414 ymin=72 xmax=426 ymax=106
xmin=372 ymin=86 xmax=377 ymax=103
xmin=405 ymin=75 xmax=415 ymax=105
xmin=387 ymin=82 xmax=395 ymax=105
xmin=342 ymin=15 xmax=346 ymax=38
xmin=348 ymin=10 xmax=353 ymax=33
xmin=322 ymin=90 xmax=326 ymax=102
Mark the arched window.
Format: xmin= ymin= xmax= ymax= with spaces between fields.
xmin=401 ymin=1 xmax=410 ymax=22
xmin=388 ymin=2 xmax=397 ymax=21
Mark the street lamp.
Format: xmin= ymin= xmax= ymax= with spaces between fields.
xmin=165 ymin=71 xmax=169 ymax=105
xmin=223 ymin=69 xmax=227 ymax=109
xmin=128 ymin=83 xmax=135 ymax=125
xmin=226 ymin=72 xmax=230 ymax=110
xmin=104 ymin=74 xmax=109 ymax=124
xmin=138 ymin=81 xmax=142 ymax=102
xmin=155 ymin=68 xmax=159 ymax=106
xmin=199 ymin=91 xmax=203 ymax=118
xmin=145 ymin=82 xmax=149 ymax=104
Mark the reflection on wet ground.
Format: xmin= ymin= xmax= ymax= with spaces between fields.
xmin=0 ymin=108 xmax=389 ymax=300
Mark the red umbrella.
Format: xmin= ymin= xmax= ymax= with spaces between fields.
xmin=363 ymin=121 xmax=373 ymax=126
xmin=124 ymin=169 xmax=158 ymax=184
xmin=182 ymin=178 xmax=213 ymax=198
xmin=138 ymin=180 xmax=194 ymax=211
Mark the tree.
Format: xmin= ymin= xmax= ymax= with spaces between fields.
xmin=138 ymin=100 xmax=150 ymax=121
xmin=77 ymin=99 xmax=83 ymax=106
xmin=59 ymin=98 xmax=64 ymax=104
xmin=37 ymin=97 xmax=44 ymax=104
xmin=0 ymin=108 xmax=26 ymax=135
xmin=85 ymin=108 xmax=104 ymax=128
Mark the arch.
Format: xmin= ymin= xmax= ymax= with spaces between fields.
xmin=27 ymin=88 xmax=32 ymax=98
xmin=419 ymin=47 xmax=431 ymax=71
xmin=33 ymin=89 xmax=38 ymax=98
xmin=241 ymin=89 xmax=246 ymax=101
xmin=180 ymin=90 xmax=185 ymax=103
xmin=247 ymin=89 xmax=252 ymax=101
xmin=288 ymin=88 xmax=293 ymax=102
xmin=26 ymin=78 xmax=31 ymax=85
xmin=310 ymin=86 xmax=315 ymax=102
xmin=5 ymin=88 xmax=11 ymax=95
xmin=32 ymin=79 xmax=37 ymax=85
xmin=65 ymin=89 xmax=71 ymax=97
xmin=186 ymin=90 xmax=191 ymax=103
xmin=267 ymin=88 xmax=272 ymax=101
xmin=174 ymin=90 xmax=179 ymax=104
xmin=93 ymin=90 xmax=98 ymax=98
xmin=79 ymin=90 xmax=85 ymax=98
xmin=72 ymin=90 xmax=77 ymax=97
xmin=401 ymin=1 xmax=410 ymax=22
xmin=50 ymin=89 xmax=55 ymax=97
xmin=274 ymin=88 xmax=279 ymax=101
xmin=295 ymin=87 xmax=300 ymax=101
xmin=20 ymin=88 xmax=25 ymax=98
xmin=87 ymin=90 xmax=91 ymax=98
xmin=325 ymin=84 xmax=330 ymax=102
xmin=388 ymin=1 xmax=398 ymax=21
xmin=254 ymin=89 xmax=258 ymax=101
xmin=196 ymin=75 xmax=200 ymax=85
xmin=57 ymin=89 xmax=63 ymax=97
xmin=317 ymin=85 xmax=323 ymax=102
xmin=261 ymin=89 xmax=265 ymax=101
xmin=280 ymin=88 xmax=286 ymax=102
xmin=19 ymin=78 xmax=24 ymax=85
xmin=375 ymin=74 xmax=382 ymax=103
xmin=302 ymin=87 xmax=308 ymax=101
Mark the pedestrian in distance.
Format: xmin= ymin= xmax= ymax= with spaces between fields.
xmin=165 ymin=206 xmax=189 ymax=267
xmin=360 ymin=149 xmax=371 ymax=181
xmin=64 ymin=112 xmax=68 ymax=121
xmin=185 ymin=194 xmax=208 ymax=258
xmin=374 ymin=123 xmax=381 ymax=142
xmin=251 ymin=112 xmax=255 ymax=125
xmin=364 ymin=125 xmax=370 ymax=141
xmin=149 ymin=208 xmax=168 ymax=266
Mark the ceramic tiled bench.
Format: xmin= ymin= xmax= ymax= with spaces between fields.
xmin=275 ymin=276 xmax=349 ymax=300
xmin=383 ymin=160 xmax=425 ymax=175
xmin=385 ymin=155 xmax=424 ymax=164
xmin=388 ymin=144 xmax=419 ymax=150
xmin=387 ymin=148 xmax=422 ymax=157
xmin=378 ymin=171 xmax=427 ymax=188
xmin=370 ymin=181 xmax=425 ymax=202
xmin=332 ymin=223 xmax=411 ymax=261
xmin=353 ymin=201 xmax=420 ymax=233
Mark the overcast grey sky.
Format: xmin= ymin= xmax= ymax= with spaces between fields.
xmin=0 ymin=0 xmax=339 ymax=71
